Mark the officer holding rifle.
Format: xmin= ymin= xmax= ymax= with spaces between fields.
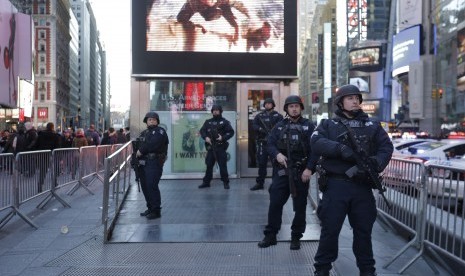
xmin=258 ymin=95 xmax=318 ymax=250
xmin=310 ymin=84 xmax=393 ymax=276
xmin=251 ymin=98 xmax=283 ymax=191
xmin=198 ymin=104 xmax=235 ymax=189
xmin=135 ymin=111 xmax=169 ymax=220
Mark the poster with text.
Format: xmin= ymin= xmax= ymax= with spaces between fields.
xmin=172 ymin=111 xmax=236 ymax=174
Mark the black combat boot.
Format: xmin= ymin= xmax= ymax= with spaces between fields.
xmin=223 ymin=181 xmax=230 ymax=189
xmin=257 ymin=235 xmax=277 ymax=248
xmin=140 ymin=209 xmax=150 ymax=216
xmin=250 ymin=183 xmax=264 ymax=191
xmin=290 ymin=237 xmax=301 ymax=250
xmin=198 ymin=182 xmax=210 ymax=188
xmin=146 ymin=209 xmax=161 ymax=220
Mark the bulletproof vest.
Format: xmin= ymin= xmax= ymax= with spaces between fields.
xmin=276 ymin=123 xmax=308 ymax=162
xmin=207 ymin=119 xmax=225 ymax=139
xmin=337 ymin=119 xmax=373 ymax=154
xmin=256 ymin=113 xmax=273 ymax=139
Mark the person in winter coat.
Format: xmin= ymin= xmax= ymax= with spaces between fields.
xmin=72 ymin=128 xmax=88 ymax=149
xmin=35 ymin=122 xmax=61 ymax=192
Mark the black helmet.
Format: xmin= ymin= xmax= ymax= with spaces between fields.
xmin=334 ymin=84 xmax=363 ymax=107
xmin=143 ymin=111 xmax=160 ymax=124
xmin=211 ymin=104 xmax=223 ymax=114
xmin=283 ymin=95 xmax=304 ymax=112
xmin=263 ymin=98 xmax=275 ymax=108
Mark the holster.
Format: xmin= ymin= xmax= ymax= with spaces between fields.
xmin=316 ymin=165 xmax=328 ymax=192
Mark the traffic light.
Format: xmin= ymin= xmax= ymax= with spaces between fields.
xmin=438 ymin=88 xmax=443 ymax=99
xmin=432 ymin=88 xmax=437 ymax=98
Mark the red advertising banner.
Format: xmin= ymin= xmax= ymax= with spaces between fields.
xmin=184 ymin=82 xmax=204 ymax=111
xmin=37 ymin=107 xmax=48 ymax=119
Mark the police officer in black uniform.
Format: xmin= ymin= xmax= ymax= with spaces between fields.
xmin=311 ymin=85 xmax=393 ymax=276
xmin=198 ymin=104 xmax=235 ymax=189
xmin=250 ymin=98 xmax=283 ymax=191
xmin=136 ymin=111 xmax=169 ymax=219
xmin=258 ymin=95 xmax=318 ymax=250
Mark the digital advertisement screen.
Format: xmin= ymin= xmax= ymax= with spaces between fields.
xmin=132 ymin=0 xmax=297 ymax=78
xmin=392 ymin=25 xmax=421 ymax=77
xmin=348 ymin=47 xmax=381 ymax=72
xmin=349 ymin=76 xmax=370 ymax=93
xmin=457 ymin=27 xmax=465 ymax=83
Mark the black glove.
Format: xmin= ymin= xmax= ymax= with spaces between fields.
xmin=339 ymin=144 xmax=355 ymax=161
xmin=368 ymin=156 xmax=380 ymax=172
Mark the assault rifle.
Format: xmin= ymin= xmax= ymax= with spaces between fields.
xmin=339 ymin=120 xmax=392 ymax=209
xmin=285 ymin=122 xmax=297 ymax=199
xmin=131 ymin=138 xmax=142 ymax=192
xmin=257 ymin=115 xmax=271 ymax=137
xmin=207 ymin=127 xmax=221 ymax=168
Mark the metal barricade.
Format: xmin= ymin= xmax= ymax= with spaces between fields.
xmin=381 ymin=158 xmax=465 ymax=274
xmin=422 ymin=163 xmax=465 ymax=273
xmin=36 ymin=148 xmax=81 ymax=209
xmin=68 ymin=146 xmax=99 ymax=195
xmin=0 ymin=153 xmax=23 ymax=229
xmin=379 ymin=158 xmax=426 ymax=235
xmin=102 ymin=142 xmax=133 ymax=242
xmin=97 ymin=145 xmax=117 ymax=182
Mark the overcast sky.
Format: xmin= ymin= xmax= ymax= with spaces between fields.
xmin=90 ymin=0 xmax=131 ymax=111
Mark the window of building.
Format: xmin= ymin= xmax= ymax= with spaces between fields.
xmin=39 ymin=6 xmax=45 ymax=14
xmin=40 ymin=44 xmax=45 ymax=51
xmin=40 ymin=94 xmax=45 ymax=102
xmin=40 ymin=55 xmax=45 ymax=62
xmin=40 ymin=68 xmax=45 ymax=75
xmin=39 ymin=30 xmax=45 ymax=39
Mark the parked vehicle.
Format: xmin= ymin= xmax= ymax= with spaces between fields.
xmin=397 ymin=139 xmax=465 ymax=162
xmin=423 ymin=158 xmax=465 ymax=207
xmin=392 ymin=138 xmax=434 ymax=156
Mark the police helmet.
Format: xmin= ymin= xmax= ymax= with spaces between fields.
xmin=334 ymin=84 xmax=363 ymax=107
xmin=143 ymin=111 xmax=160 ymax=124
xmin=283 ymin=95 xmax=304 ymax=112
xmin=211 ymin=104 xmax=223 ymax=114
xmin=263 ymin=98 xmax=276 ymax=108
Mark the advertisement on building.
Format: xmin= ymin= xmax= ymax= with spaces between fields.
xmin=457 ymin=27 xmax=465 ymax=84
xmin=349 ymin=76 xmax=370 ymax=92
xmin=348 ymin=47 xmax=381 ymax=72
xmin=132 ymin=0 xmax=297 ymax=78
xmin=392 ymin=25 xmax=422 ymax=77
xmin=0 ymin=2 xmax=32 ymax=108
xmin=171 ymin=112 xmax=236 ymax=174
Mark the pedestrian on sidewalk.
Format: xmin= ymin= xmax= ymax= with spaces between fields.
xmin=258 ymin=95 xmax=318 ymax=250
xmin=310 ymin=85 xmax=393 ymax=276
xmin=198 ymin=104 xmax=235 ymax=189
xmin=250 ymin=98 xmax=283 ymax=191
xmin=136 ymin=111 xmax=169 ymax=219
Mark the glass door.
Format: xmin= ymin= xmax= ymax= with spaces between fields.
xmin=238 ymin=83 xmax=280 ymax=177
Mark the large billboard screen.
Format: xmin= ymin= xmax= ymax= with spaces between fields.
xmin=392 ymin=25 xmax=421 ymax=77
xmin=132 ymin=0 xmax=297 ymax=78
xmin=349 ymin=46 xmax=381 ymax=72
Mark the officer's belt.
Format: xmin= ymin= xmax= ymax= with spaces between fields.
xmin=326 ymin=173 xmax=352 ymax=181
xmin=145 ymin=153 xmax=164 ymax=159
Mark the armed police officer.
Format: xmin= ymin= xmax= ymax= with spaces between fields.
xmin=198 ymin=104 xmax=235 ymax=189
xmin=258 ymin=95 xmax=318 ymax=250
xmin=250 ymin=98 xmax=283 ymax=191
xmin=311 ymin=85 xmax=393 ymax=276
xmin=136 ymin=111 xmax=169 ymax=220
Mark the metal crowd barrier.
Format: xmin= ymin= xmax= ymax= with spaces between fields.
xmin=102 ymin=141 xmax=133 ymax=242
xmin=381 ymin=158 xmax=465 ymax=275
xmin=0 ymin=146 xmax=112 ymax=230
xmin=68 ymin=146 xmax=99 ymax=195
xmin=0 ymin=153 xmax=26 ymax=229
